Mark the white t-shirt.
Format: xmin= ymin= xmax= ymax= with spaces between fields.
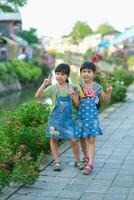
xmin=17 ymin=53 xmax=26 ymax=60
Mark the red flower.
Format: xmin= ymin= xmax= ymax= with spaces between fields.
xmin=91 ymin=54 xmax=103 ymax=63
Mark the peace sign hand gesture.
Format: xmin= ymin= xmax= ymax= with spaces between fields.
xmin=67 ymin=84 xmax=76 ymax=98
xmin=43 ymin=74 xmax=52 ymax=86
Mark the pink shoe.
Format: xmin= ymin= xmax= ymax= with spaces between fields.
xmin=82 ymin=164 xmax=93 ymax=175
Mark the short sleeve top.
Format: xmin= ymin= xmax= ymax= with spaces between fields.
xmin=43 ymin=84 xmax=75 ymax=106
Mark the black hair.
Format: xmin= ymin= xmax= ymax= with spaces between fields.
xmin=55 ymin=63 xmax=70 ymax=83
xmin=80 ymin=61 xmax=96 ymax=73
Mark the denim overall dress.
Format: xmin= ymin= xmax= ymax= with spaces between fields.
xmin=46 ymin=85 xmax=75 ymax=139
xmin=75 ymin=82 xmax=103 ymax=138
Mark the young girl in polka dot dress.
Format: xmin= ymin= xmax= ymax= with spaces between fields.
xmin=75 ymin=61 xmax=112 ymax=175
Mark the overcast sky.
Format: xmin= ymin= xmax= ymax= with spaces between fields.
xmin=20 ymin=0 xmax=134 ymax=38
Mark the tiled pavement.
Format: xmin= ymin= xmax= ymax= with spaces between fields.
xmin=1 ymin=84 xmax=134 ymax=200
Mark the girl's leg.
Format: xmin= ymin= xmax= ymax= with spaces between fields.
xmin=50 ymin=138 xmax=61 ymax=171
xmin=68 ymin=138 xmax=85 ymax=169
xmin=79 ymin=137 xmax=88 ymax=158
xmin=68 ymin=138 xmax=80 ymax=161
xmin=82 ymin=136 xmax=95 ymax=174
xmin=87 ymin=136 xmax=96 ymax=165
xmin=50 ymin=138 xmax=59 ymax=162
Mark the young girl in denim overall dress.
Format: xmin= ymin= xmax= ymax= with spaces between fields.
xmin=35 ymin=63 xmax=84 ymax=171
xmin=75 ymin=61 xmax=112 ymax=175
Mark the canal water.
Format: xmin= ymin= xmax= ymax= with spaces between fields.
xmin=0 ymin=87 xmax=36 ymax=112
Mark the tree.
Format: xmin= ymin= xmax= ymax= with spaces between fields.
xmin=17 ymin=28 xmax=39 ymax=45
xmin=68 ymin=21 xmax=93 ymax=44
xmin=96 ymin=23 xmax=115 ymax=34
xmin=0 ymin=0 xmax=27 ymax=12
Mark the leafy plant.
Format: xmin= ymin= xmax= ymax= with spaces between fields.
xmin=111 ymin=81 xmax=127 ymax=103
xmin=11 ymin=59 xmax=42 ymax=83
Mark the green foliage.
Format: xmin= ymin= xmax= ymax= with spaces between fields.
xmin=69 ymin=21 xmax=93 ymax=44
xmin=104 ymin=69 xmax=133 ymax=103
xmin=17 ymin=28 xmax=39 ymax=45
xmin=11 ymin=152 xmax=42 ymax=184
xmin=84 ymin=48 xmax=94 ymax=60
xmin=0 ymin=60 xmax=42 ymax=83
xmin=0 ymin=62 xmax=16 ymax=81
xmin=0 ymin=168 xmax=12 ymax=188
xmin=0 ymin=102 xmax=51 ymax=187
xmin=0 ymin=5 xmax=14 ymax=12
xmin=3 ymin=102 xmax=51 ymax=157
xmin=8 ymin=0 xmax=27 ymax=6
xmin=127 ymin=55 xmax=134 ymax=67
xmin=94 ymin=68 xmax=133 ymax=107
xmin=0 ymin=130 xmax=11 ymax=162
xmin=0 ymin=130 xmax=13 ymax=188
xmin=11 ymin=59 xmax=42 ymax=83
xmin=111 ymin=81 xmax=127 ymax=103
xmin=0 ymin=0 xmax=27 ymax=12
xmin=109 ymin=69 xmax=134 ymax=86
xmin=96 ymin=22 xmax=115 ymax=34
xmin=112 ymin=57 xmax=127 ymax=68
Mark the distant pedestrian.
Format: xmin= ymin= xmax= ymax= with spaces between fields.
xmin=18 ymin=47 xmax=30 ymax=62
xmin=35 ymin=63 xmax=85 ymax=171
xmin=17 ymin=48 xmax=27 ymax=60
xmin=75 ymin=61 xmax=112 ymax=175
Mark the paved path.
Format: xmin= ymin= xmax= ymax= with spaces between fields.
xmin=1 ymin=84 xmax=134 ymax=200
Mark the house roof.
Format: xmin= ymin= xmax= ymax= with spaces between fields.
xmin=10 ymin=35 xmax=28 ymax=46
xmin=102 ymin=30 xmax=121 ymax=36
xmin=0 ymin=12 xmax=21 ymax=22
xmin=111 ymin=26 xmax=134 ymax=45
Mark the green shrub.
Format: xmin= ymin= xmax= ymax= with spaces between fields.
xmin=0 ymin=62 xmax=16 ymax=81
xmin=111 ymin=81 xmax=127 ymax=103
xmin=0 ymin=102 xmax=51 ymax=187
xmin=94 ymin=69 xmax=129 ymax=108
xmin=84 ymin=48 xmax=94 ymax=60
xmin=109 ymin=69 xmax=134 ymax=86
xmin=0 ymin=130 xmax=13 ymax=188
xmin=0 ymin=60 xmax=42 ymax=83
xmin=11 ymin=59 xmax=42 ymax=83
xmin=127 ymin=55 xmax=134 ymax=67
xmin=3 ymin=102 xmax=51 ymax=158
xmin=11 ymin=152 xmax=42 ymax=184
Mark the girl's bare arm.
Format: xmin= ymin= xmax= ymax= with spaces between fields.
xmin=35 ymin=74 xmax=52 ymax=98
xmin=68 ymin=85 xmax=79 ymax=107
xmin=100 ymin=83 xmax=112 ymax=103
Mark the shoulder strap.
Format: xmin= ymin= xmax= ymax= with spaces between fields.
xmin=55 ymin=84 xmax=59 ymax=96
xmin=77 ymin=84 xmax=86 ymax=98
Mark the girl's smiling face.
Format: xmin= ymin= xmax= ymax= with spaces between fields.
xmin=81 ymin=69 xmax=95 ymax=82
xmin=55 ymin=71 xmax=68 ymax=84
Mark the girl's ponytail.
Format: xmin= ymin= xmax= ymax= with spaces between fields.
xmin=66 ymin=79 xmax=69 ymax=83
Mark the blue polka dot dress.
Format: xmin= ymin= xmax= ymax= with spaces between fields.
xmin=75 ymin=82 xmax=103 ymax=137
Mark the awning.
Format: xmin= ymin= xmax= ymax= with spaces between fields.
xmin=0 ymin=35 xmax=18 ymax=59
xmin=98 ymin=40 xmax=110 ymax=48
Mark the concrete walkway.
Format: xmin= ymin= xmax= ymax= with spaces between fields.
xmin=1 ymin=84 xmax=134 ymax=200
